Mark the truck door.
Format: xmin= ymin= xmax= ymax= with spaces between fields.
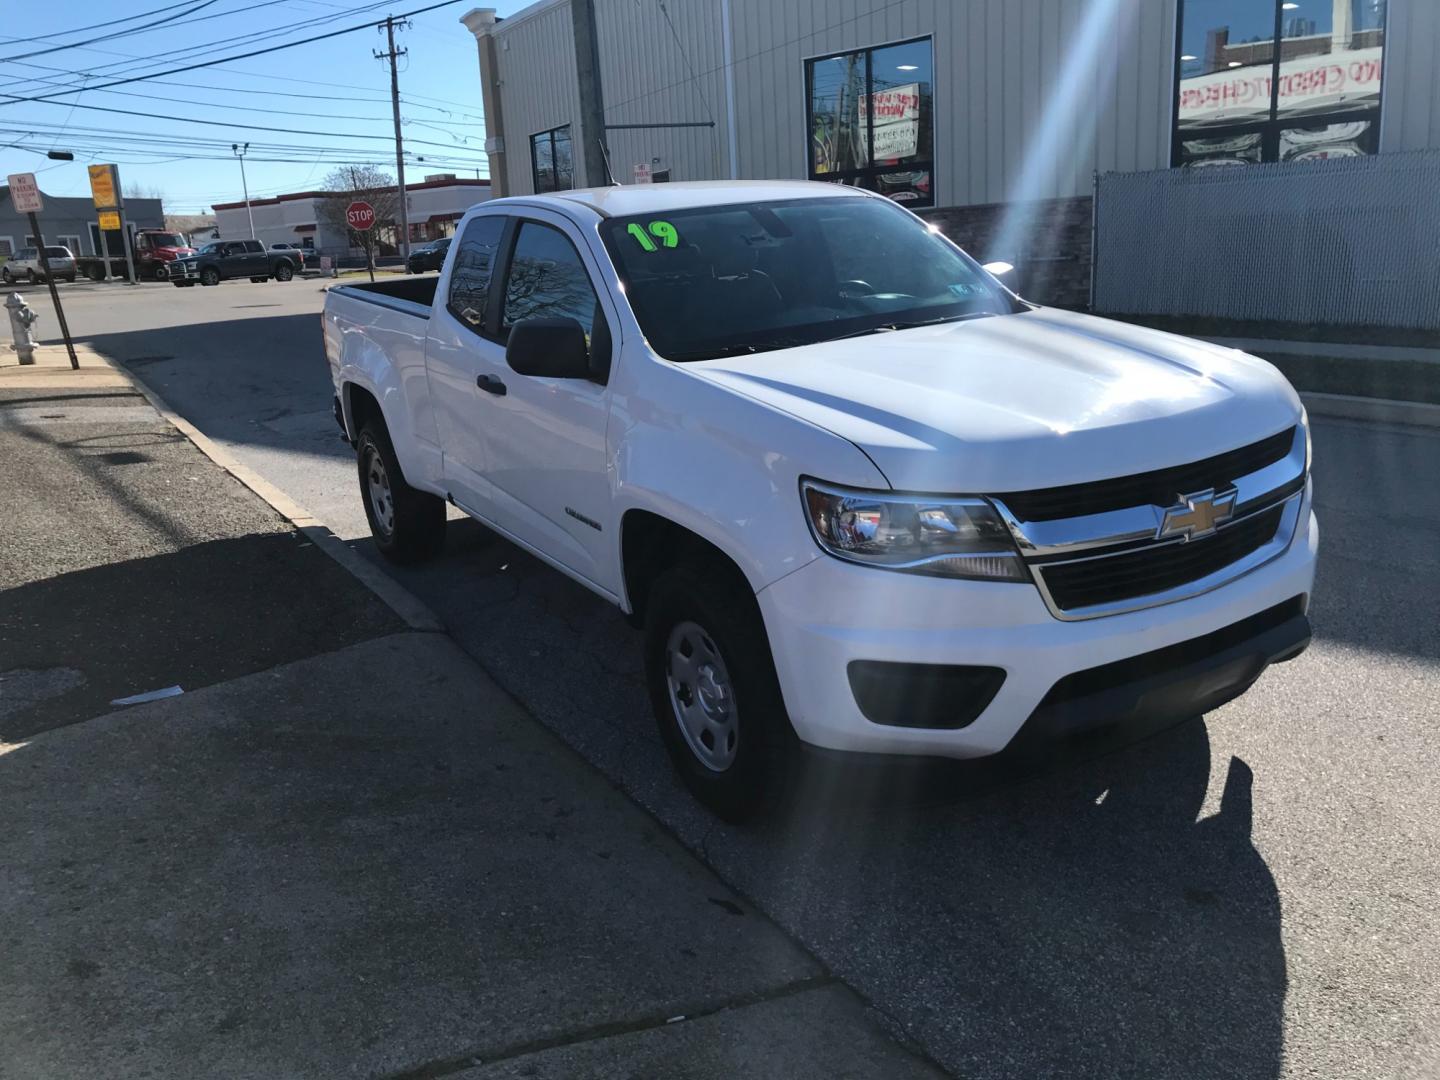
xmin=424 ymin=212 xmax=508 ymax=517
xmin=476 ymin=213 xmax=618 ymax=595
xmin=243 ymin=240 xmax=268 ymax=276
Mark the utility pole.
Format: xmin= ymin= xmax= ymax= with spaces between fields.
xmin=570 ymin=0 xmax=610 ymax=185
xmin=376 ymin=16 xmax=412 ymax=266
xmin=232 ymin=143 xmax=255 ymax=239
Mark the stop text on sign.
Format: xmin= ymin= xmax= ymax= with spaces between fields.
xmin=346 ymin=201 xmax=376 ymax=231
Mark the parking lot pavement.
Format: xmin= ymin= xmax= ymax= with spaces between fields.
xmin=0 ymin=385 xmax=401 ymax=741
xmin=38 ymin=290 xmax=1440 ymax=1078
xmin=0 ymin=633 xmax=943 ymax=1080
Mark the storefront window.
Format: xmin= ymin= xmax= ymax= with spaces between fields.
xmin=1174 ymin=0 xmax=1385 ymax=166
xmin=805 ymin=36 xmax=934 ymax=207
xmin=530 ymin=125 xmax=574 ymax=193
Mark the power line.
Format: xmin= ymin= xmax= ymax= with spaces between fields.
xmin=1 ymin=56 xmax=481 ymax=119
xmin=1 ymin=1 xmax=203 ymax=47
xmin=0 ymin=0 xmax=225 ymax=64
xmin=0 ymin=0 xmax=468 ymax=108
xmin=0 ymin=94 xmax=485 ymax=153
xmin=0 ymin=68 xmax=484 ymax=126
xmin=55 ymin=1 xmax=394 ymax=86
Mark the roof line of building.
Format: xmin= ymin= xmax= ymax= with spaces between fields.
xmin=212 ymin=176 xmax=490 ymax=212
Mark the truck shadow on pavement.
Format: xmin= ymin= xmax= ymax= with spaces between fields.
xmin=361 ymin=523 xmax=1287 ymax=1080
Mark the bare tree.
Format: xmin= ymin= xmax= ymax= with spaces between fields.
xmin=122 ymin=181 xmax=166 ymax=207
xmin=317 ymin=165 xmax=401 ymax=271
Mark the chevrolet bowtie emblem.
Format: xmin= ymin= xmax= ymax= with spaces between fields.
xmin=1158 ymin=487 xmax=1237 ymax=542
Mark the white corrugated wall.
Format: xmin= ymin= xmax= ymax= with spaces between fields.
xmin=486 ymin=0 xmax=1440 ymax=203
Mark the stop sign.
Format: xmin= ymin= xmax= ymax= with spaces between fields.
xmin=345 ymin=201 xmax=376 ymax=231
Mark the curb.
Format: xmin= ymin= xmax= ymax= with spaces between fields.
xmin=105 ymin=358 xmax=447 ymax=635
xmin=1301 ymin=391 xmax=1440 ymax=431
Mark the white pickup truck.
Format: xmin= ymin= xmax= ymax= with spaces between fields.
xmin=324 ymin=181 xmax=1316 ymax=819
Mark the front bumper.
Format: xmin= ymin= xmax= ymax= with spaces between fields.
xmin=756 ymin=492 xmax=1318 ymax=759
xmin=170 ymin=264 xmax=200 ymax=281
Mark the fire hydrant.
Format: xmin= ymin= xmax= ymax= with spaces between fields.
xmin=6 ymin=292 xmax=39 ymax=366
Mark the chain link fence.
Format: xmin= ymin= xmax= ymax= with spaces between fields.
xmin=1092 ymin=150 xmax=1440 ymax=331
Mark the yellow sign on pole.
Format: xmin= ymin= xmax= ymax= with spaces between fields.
xmin=98 ymin=210 xmax=121 ymax=231
xmin=88 ymin=164 xmax=119 ymax=210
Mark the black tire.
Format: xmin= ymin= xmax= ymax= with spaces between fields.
xmin=64 ymin=274 xmax=76 ymax=284
xmin=26 ymin=269 xmax=37 ymax=284
xmin=1 ymin=268 xmax=11 ymax=285
xmin=644 ymin=562 xmax=797 ymax=821
xmin=274 ymin=262 xmax=294 ymax=282
xmin=200 ymin=266 xmax=221 ymax=287
xmin=356 ymin=419 xmax=445 ymax=563
xmin=87 ymin=265 xmax=105 ymax=282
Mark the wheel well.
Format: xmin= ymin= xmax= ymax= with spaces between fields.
xmin=620 ymin=510 xmax=753 ymax=627
xmin=345 ymin=383 xmax=382 ymax=442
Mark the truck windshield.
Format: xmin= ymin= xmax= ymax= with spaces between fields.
xmin=600 ymin=196 xmax=1019 ymax=362
xmin=147 ymin=233 xmax=187 ymax=248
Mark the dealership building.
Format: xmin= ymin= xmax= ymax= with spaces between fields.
xmin=461 ymin=0 xmax=1440 ymax=322
xmin=212 ymin=176 xmax=491 ymax=256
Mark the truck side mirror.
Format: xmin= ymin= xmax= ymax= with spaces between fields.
xmin=982 ymin=261 xmax=1015 ymax=277
xmin=506 ymin=316 xmax=592 ymax=380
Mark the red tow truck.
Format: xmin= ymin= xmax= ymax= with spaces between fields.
xmin=75 ymin=229 xmax=197 ymax=281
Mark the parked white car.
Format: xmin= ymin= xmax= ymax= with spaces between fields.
xmin=323 ymin=181 xmax=1317 ymax=819
xmin=3 ymin=245 xmax=77 ymax=284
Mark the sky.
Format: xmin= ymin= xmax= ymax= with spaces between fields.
xmin=0 ymin=0 xmax=531 ymax=214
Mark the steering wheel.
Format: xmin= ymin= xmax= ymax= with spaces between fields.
xmin=838 ymin=279 xmax=875 ymax=297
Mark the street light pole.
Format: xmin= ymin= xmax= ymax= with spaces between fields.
xmin=232 ymin=142 xmax=255 ymax=240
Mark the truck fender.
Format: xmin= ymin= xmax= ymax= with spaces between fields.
xmin=609 ymin=361 xmax=888 ymax=609
xmin=333 ymin=329 xmax=427 ymax=488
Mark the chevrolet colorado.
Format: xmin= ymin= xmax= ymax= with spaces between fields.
xmin=323 ymin=181 xmax=1317 ymax=819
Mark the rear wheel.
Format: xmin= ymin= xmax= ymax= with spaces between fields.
xmin=200 ymin=267 xmax=220 ymax=287
xmin=356 ymin=419 xmax=446 ymax=563
xmin=644 ymin=563 xmax=797 ymax=821
xmin=274 ymin=262 xmax=294 ymax=282
xmin=64 ymin=274 xmax=76 ymax=284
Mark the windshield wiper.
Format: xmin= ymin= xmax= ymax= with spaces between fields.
xmin=822 ymin=311 xmax=998 ymax=343
xmin=666 ymin=337 xmax=810 ymax=362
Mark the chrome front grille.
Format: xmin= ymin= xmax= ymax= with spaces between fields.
xmin=993 ymin=426 xmax=1308 ymax=620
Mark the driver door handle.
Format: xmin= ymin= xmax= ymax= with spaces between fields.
xmin=476 ymin=373 xmax=507 ymax=396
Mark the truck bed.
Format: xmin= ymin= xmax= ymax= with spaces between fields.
xmin=335 ymin=276 xmax=438 ymax=314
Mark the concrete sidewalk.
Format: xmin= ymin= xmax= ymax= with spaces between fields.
xmin=0 ymin=335 xmax=942 ymax=1077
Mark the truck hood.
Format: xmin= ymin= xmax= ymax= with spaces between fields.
xmin=689 ymin=307 xmax=1302 ymax=493
xmin=155 ymin=247 xmax=196 ymax=259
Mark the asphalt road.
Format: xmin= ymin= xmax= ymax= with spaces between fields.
xmin=31 ymin=279 xmax=1440 ymax=1079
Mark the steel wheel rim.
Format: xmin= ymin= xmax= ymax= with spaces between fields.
xmin=364 ymin=444 xmax=395 ymax=538
xmin=665 ymin=620 xmax=738 ymax=772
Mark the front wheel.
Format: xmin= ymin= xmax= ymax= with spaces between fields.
xmin=356 ymin=421 xmax=446 ymax=563
xmin=273 ymin=263 xmax=294 ymax=282
xmin=26 ymin=269 xmax=37 ymax=284
xmin=644 ymin=564 xmax=797 ymax=821
xmin=1 ymin=268 xmax=11 ymax=285
xmin=200 ymin=267 xmax=221 ymax=287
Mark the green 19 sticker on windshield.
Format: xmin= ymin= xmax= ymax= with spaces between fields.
xmin=628 ymin=220 xmax=679 ymax=252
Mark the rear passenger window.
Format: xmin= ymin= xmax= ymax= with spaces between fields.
xmin=447 ymin=215 xmax=506 ymax=333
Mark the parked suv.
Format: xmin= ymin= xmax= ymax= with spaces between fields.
xmin=3 ymin=245 xmax=77 ymax=284
xmin=169 ymin=240 xmax=299 ymax=287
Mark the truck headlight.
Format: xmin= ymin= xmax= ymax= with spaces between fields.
xmin=801 ymin=480 xmax=1028 ymax=582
